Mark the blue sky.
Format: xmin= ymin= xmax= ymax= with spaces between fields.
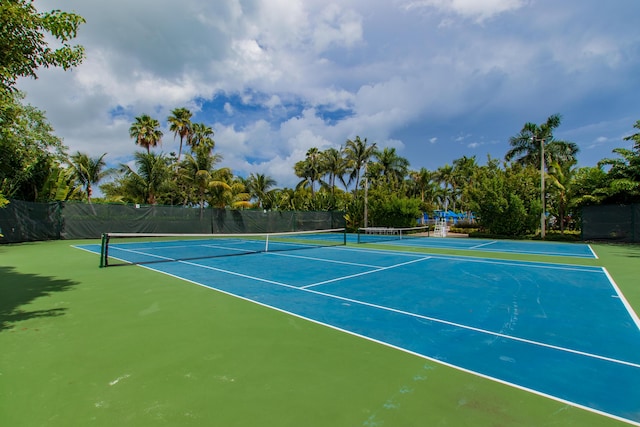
xmin=20 ymin=0 xmax=640 ymax=189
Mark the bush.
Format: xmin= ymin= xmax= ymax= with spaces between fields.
xmin=532 ymin=231 xmax=581 ymax=241
xmin=449 ymin=227 xmax=479 ymax=234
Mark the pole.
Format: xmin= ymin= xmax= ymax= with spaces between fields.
xmin=364 ymin=163 xmax=369 ymax=228
xmin=540 ymin=138 xmax=546 ymax=239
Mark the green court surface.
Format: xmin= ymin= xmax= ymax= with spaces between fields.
xmin=1 ymin=239 xmax=639 ymax=426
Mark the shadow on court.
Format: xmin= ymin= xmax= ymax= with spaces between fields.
xmin=0 ymin=265 xmax=77 ymax=332
xmin=610 ymin=244 xmax=640 ymax=258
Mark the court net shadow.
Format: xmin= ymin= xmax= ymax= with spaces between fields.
xmin=0 ymin=265 xmax=78 ymax=332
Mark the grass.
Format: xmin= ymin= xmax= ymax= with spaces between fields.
xmin=0 ymin=239 xmax=637 ymax=426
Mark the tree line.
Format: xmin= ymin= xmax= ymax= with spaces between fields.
xmin=2 ymin=1 xmax=640 ymax=236
xmin=3 ymin=93 xmax=640 ymax=235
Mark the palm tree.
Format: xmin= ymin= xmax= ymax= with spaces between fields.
xmin=624 ymin=120 xmax=640 ymax=150
xmin=373 ymin=147 xmax=409 ymax=189
xmin=320 ymin=147 xmax=348 ymax=194
xmin=206 ymin=167 xmax=233 ymax=209
xmin=247 ymin=173 xmax=277 ymax=209
xmin=506 ymin=114 xmax=579 ymax=238
xmin=182 ymin=145 xmax=223 ymax=214
xmin=452 ymin=155 xmax=478 ymax=215
xmin=595 ymin=120 xmax=640 ymax=203
xmin=190 ymin=123 xmax=215 ymax=153
xmin=547 ymin=159 xmax=577 ymax=233
xmin=410 ymin=167 xmax=433 ymax=203
xmin=344 ymin=136 xmax=377 ymax=193
xmin=506 ymin=114 xmax=579 ymax=168
xmin=294 ymin=147 xmax=323 ymax=197
xmin=68 ymin=151 xmax=111 ymax=205
xmin=121 ymin=152 xmax=169 ymax=204
xmin=208 ymin=172 xmax=251 ymax=209
xmin=598 ymin=148 xmax=640 ymax=203
xmin=435 ymin=164 xmax=454 ymax=211
xmin=38 ymin=165 xmax=80 ymax=202
xmin=129 ymin=114 xmax=163 ymax=153
xmin=168 ymin=107 xmax=192 ymax=162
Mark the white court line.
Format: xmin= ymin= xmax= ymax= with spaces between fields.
xmin=301 ymin=256 xmax=432 ymax=289
xmin=180 ymin=260 xmax=297 ymax=289
xmin=334 ymin=246 xmax=602 ymax=273
xmin=201 ymin=243 xmax=258 ymax=253
xmin=604 ymin=267 xmax=640 ymax=330
xmin=300 ymin=286 xmax=640 ymax=369
xmin=268 ymin=251 xmax=384 ymax=269
xmin=110 ymin=246 xmax=176 ymax=261
xmin=434 ymin=255 xmax=603 ymax=273
xmin=387 ymin=239 xmax=596 ymax=258
xmin=469 ymin=240 xmax=498 ymax=249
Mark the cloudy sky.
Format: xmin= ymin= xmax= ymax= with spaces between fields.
xmin=19 ymin=0 xmax=640 ymax=188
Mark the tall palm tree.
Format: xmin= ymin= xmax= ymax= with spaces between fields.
xmin=435 ymin=164 xmax=454 ymax=211
xmin=373 ymin=147 xmax=409 ymax=189
xmin=190 ymin=123 xmax=215 ymax=153
xmin=410 ymin=167 xmax=433 ymax=203
xmin=506 ymin=114 xmax=578 ymax=168
xmin=452 ymin=155 xmax=478 ymax=214
xmin=506 ymin=114 xmax=578 ymax=238
xmin=68 ymin=151 xmax=111 ymax=205
xmin=294 ymin=147 xmax=323 ymax=197
xmin=344 ymin=136 xmax=376 ymax=193
xmin=168 ymin=107 xmax=192 ymax=162
xmin=320 ymin=147 xmax=348 ymax=193
xmin=129 ymin=114 xmax=163 ymax=153
xmin=247 ymin=173 xmax=277 ymax=209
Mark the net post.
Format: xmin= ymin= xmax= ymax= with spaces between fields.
xmin=265 ymin=234 xmax=270 ymax=252
xmin=99 ymin=233 xmax=108 ymax=268
xmin=343 ymin=228 xmax=347 ymax=245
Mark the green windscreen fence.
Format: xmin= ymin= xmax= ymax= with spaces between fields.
xmin=582 ymin=204 xmax=640 ymax=243
xmin=0 ymin=200 xmax=345 ymax=243
xmin=0 ymin=200 xmax=62 ymax=243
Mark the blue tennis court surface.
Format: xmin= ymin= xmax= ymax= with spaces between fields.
xmin=352 ymin=234 xmax=597 ymax=258
xmin=75 ymin=242 xmax=640 ymax=425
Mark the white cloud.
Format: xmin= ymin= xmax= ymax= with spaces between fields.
xmin=14 ymin=0 xmax=640 ymax=188
xmin=264 ymin=95 xmax=282 ymax=109
xmin=403 ymin=0 xmax=528 ymax=22
xmin=313 ymin=4 xmax=363 ymax=52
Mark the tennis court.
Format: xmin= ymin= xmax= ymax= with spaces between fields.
xmin=75 ymin=235 xmax=640 ymax=425
xmin=355 ymin=230 xmax=597 ymax=258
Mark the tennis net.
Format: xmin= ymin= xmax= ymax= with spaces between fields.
xmin=357 ymin=226 xmax=429 ymax=244
xmin=99 ymin=228 xmax=346 ymax=267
